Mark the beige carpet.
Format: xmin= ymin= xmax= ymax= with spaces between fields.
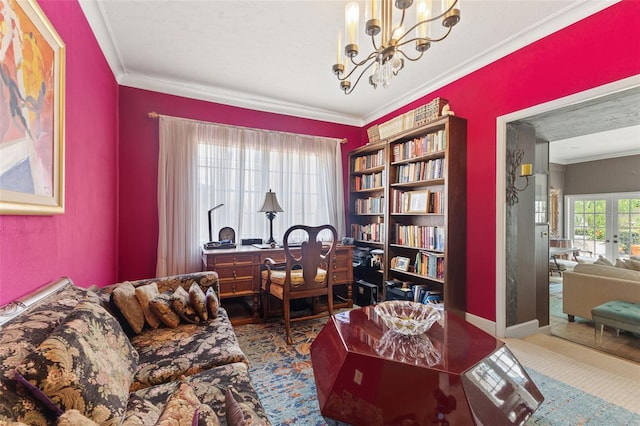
xmin=504 ymin=334 xmax=640 ymax=415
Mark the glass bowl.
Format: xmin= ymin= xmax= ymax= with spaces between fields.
xmin=374 ymin=301 xmax=442 ymax=336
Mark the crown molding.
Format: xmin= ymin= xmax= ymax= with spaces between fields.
xmin=119 ymin=73 xmax=363 ymax=127
xmin=80 ymin=0 xmax=619 ymax=127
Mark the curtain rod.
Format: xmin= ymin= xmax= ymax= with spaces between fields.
xmin=148 ymin=111 xmax=347 ymax=144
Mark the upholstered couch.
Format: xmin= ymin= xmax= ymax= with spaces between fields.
xmin=562 ymin=261 xmax=640 ymax=322
xmin=0 ymin=273 xmax=270 ymax=426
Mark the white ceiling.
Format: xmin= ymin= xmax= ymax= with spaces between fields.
xmin=78 ymin=0 xmax=636 ymax=162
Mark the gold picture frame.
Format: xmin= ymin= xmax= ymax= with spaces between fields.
xmin=1 ymin=0 xmax=65 ymax=215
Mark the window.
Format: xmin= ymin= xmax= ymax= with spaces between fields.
xmin=197 ymin=126 xmax=344 ymax=244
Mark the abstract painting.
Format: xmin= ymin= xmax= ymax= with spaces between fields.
xmin=0 ymin=0 xmax=65 ymax=214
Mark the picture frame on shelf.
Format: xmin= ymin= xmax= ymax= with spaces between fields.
xmin=408 ymin=190 xmax=428 ymax=213
xmin=0 ymin=0 xmax=66 ymax=215
xmin=393 ymin=256 xmax=411 ymax=272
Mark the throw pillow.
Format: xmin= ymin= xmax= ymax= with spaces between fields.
xmin=171 ymin=286 xmax=200 ymax=323
xmin=136 ymin=282 xmax=162 ymax=328
xmin=58 ymin=410 xmax=100 ymax=426
xmin=155 ymin=382 xmax=200 ymax=426
xmin=205 ymin=287 xmax=219 ymax=320
xmin=189 ymin=283 xmax=208 ymax=322
xmin=15 ymin=301 xmax=138 ymax=425
xmin=225 ymin=386 xmax=246 ymax=426
xmin=198 ymin=403 xmax=220 ymax=426
xmin=593 ymin=255 xmax=614 ymax=267
xmin=149 ymin=292 xmax=181 ymax=328
xmin=615 ymin=258 xmax=629 ymax=269
xmin=624 ymin=258 xmax=640 ymax=271
xmin=112 ymin=281 xmax=146 ymax=334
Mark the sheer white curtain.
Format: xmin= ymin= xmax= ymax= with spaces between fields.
xmin=156 ymin=115 xmax=345 ymax=276
xmin=156 ymin=117 xmax=201 ymax=276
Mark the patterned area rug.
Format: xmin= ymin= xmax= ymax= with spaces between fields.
xmin=549 ymin=281 xmax=640 ymax=363
xmin=234 ymin=314 xmax=640 ymax=425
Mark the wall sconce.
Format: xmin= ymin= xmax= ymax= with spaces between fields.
xmin=258 ymin=189 xmax=284 ymax=245
xmin=506 ymin=148 xmax=534 ymax=206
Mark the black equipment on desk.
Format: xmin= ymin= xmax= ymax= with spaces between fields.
xmin=204 ymin=240 xmax=236 ymax=250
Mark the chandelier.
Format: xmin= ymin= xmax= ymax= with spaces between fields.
xmin=332 ymin=0 xmax=461 ymax=94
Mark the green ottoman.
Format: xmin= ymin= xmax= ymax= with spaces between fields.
xmin=591 ymin=300 xmax=640 ymax=346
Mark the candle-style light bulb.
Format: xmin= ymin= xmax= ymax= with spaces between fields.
xmin=345 ymin=2 xmax=359 ymax=46
xmin=416 ymin=0 xmax=431 ymax=39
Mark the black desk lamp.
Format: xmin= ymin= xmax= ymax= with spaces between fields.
xmin=258 ymin=189 xmax=283 ymax=245
xmin=207 ymin=203 xmax=224 ymax=242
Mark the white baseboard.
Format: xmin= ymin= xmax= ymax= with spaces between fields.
xmin=505 ymin=319 xmax=540 ymax=338
xmin=465 ymin=312 xmax=497 ymax=336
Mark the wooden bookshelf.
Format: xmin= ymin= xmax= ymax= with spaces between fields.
xmin=347 ymin=115 xmax=467 ymax=314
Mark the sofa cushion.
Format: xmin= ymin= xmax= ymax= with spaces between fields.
xmin=112 ymin=282 xmax=146 ymax=334
xmin=15 ymin=301 xmax=139 ymax=425
xmin=136 ymin=282 xmax=162 ymax=329
xmin=129 ymin=309 xmax=248 ymax=391
xmin=189 ymin=283 xmax=208 ymax=322
xmin=155 ymin=382 xmax=201 ymax=426
xmin=57 ymin=409 xmax=100 ymax=426
xmin=573 ymin=263 xmax=640 ymax=281
xmin=171 ymin=286 xmax=200 ymax=324
xmin=205 ymin=287 xmax=219 ymax=320
xmin=150 ymin=292 xmax=181 ymax=328
xmin=623 ymin=258 xmax=640 ymax=271
xmin=0 ymin=283 xmax=100 ymax=426
xmin=128 ymin=363 xmax=269 ymax=425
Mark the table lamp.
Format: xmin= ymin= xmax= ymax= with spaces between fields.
xmin=258 ymin=189 xmax=283 ymax=245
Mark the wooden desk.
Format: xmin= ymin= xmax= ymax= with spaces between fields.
xmin=202 ymin=245 xmax=354 ymax=324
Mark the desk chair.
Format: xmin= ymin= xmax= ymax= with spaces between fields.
xmin=261 ymin=224 xmax=337 ymax=345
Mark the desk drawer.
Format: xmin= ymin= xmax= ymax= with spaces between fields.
xmin=219 ymin=279 xmax=254 ymax=296
xmin=213 ymin=253 xmax=254 ymax=266
xmin=214 ymin=265 xmax=254 ymax=280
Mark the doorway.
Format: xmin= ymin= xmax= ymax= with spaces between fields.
xmin=495 ymin=75 xmax=640 ymax=339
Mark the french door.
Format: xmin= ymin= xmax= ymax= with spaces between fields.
xmin=566 ymin=193 xmax=640 ymax=261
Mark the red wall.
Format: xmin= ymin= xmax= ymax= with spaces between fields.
xmin=118 ymin=88 xmax=361 ymax=281
xmin=364 ymin=0 xmax=640 ymax=320
xmin=0 ymin=0 xmax=119 ymax=304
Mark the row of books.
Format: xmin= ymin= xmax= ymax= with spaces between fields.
xmin=353 ymin=171 xmax=384 ymax=190
xmin=392 ymin=130 xmax=446 ymax=162
xmin=392 ymin=224 xmax=445 ymax=251
xmin=395 ymin=158 xmax=444 ymax=183
xmin=414 ymin=251 xmax=445 ymax=280
xmin=385 ymin=280 xmax=443 ymax=305
xmin=354 ymin=196 xmax=384 ymax=214
xmin=390 ymin=189 xmax=444 ymax=214
xmin=353 ymin=149 xmax=384 ymax=172
xmin=351 ymin=223 xmax=385 ymax=243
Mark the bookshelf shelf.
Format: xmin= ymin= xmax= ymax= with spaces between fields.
xmin=347 ymin=114 xmax=466 ymax=313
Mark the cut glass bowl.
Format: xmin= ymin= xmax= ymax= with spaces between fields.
xmin=374 ymin=301 xmax=442 ymax=336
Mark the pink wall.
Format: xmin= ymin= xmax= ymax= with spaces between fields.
xmin=118 ymin=88 xmax=361 ymax=281
xmin=364 ymin=0 xmax=640 ymax=320
xmin=0 ymin=0 xmax=119 ymax=304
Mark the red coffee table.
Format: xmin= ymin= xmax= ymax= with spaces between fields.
xmin=310 ymin=306 xmax=543 ymax=425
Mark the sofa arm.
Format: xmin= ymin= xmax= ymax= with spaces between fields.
xmin=101 ymin=272 xmax=219 ymax=298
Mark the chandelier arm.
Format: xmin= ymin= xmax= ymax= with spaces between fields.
xmin=350 ymin=51 xmax=378 ymax=68
xmin=343 ymin=61 xmax=377 ymax=95
xmin=397 ymin=26 xmax=453 ymax=49
xmin=393 ymin=9 xmax=409 ymax=43
xmin=396 ymin=48 xmax=425 ymax=63
xmin=338 ymin=56 xmax=376 ymax=83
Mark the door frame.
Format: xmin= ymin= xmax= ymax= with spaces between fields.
xmin=495 ymin=75 xmax=640 ymax=338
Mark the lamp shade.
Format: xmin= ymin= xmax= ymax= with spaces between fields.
xmin=258 ymin=189 xmax=283 ymax=213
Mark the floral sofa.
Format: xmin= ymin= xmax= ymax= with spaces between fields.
xmin=0 ymin=273 xmax=270 ymax=425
